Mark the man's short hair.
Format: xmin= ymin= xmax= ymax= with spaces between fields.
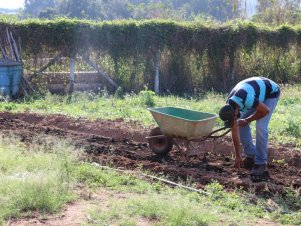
xmin=219 ymin=104 xmax=235 ymax=122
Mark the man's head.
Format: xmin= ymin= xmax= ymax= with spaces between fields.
xmin=219 ymin=103 xmax=237 ymax=128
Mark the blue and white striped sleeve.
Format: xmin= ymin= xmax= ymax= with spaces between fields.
xmin=245 ymin=93 xmax=259 ymax=109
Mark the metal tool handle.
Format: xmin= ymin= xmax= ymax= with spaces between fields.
xmin=189 ymin=126 xmax=231 ymax=142
xmin=207 ymin=126 xmax=231 ymax=139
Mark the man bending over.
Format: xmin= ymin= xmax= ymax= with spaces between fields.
xmin=219 ymin=77 xmax=280 ymax=177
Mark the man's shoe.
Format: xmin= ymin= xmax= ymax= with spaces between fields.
xmin=251 ymin=164 xmax=269 ymax=176
xmin=242 ymin=157 xmax=255 ymax=170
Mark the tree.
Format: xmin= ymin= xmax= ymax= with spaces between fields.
xmin=22 ymin=0 xmax=105 ymax=20
xmin=129 ymin=0 xmax=181 ymax=19
xmin=253 ymin=0 xmax=301 ymax=25
xmin=102 ymin=0 xmax=132 ymax=20
xmin=23 ymin=0 xmax=55 ymax=17
xmin=38 ymin=8 xmax=57 ymax=19
xmin=57 ymin=0 xmax=104 ymax=19
xmin=20 ymin=0 xmax=246 ymax=22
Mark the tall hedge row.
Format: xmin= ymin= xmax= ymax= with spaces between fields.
xmin=1 ymin=18 xmax=301 ymax=93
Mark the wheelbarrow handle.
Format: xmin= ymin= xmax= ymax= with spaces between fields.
xmin=207 ymin=126 xmax=231 ymax=139
xmin=188 ymin=126 xmax=231 ymax=142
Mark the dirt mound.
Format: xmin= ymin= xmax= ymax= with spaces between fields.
xmin=0 ymin=112 xmax=300 ymax=194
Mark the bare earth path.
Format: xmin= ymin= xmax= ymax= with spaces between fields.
xmin=7 ymin=189 xmax=277 ymax=226
xmin=0 ymin=112 xmax=300 ymax=195
xmin=8 ymin=200 xmax=93 ymax=226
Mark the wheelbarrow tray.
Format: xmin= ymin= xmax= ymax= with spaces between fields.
xmin=148 ymin=107 xmax=218 ymax=140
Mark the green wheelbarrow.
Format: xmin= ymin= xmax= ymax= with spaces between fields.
xmin=146 ymin=107 xmax=231 ymax=157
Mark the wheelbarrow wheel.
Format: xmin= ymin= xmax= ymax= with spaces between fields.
xmin=148 ymin=127 xmax=173 ymax=155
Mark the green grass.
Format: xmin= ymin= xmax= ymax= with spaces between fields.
xmin=1 ymin=84 xmax=300 ymax=146
xmin=74 ymin=163 xmax=301 ymax=225
xmin=88 ymin=192 xmax=219 ymax=226
xmin=86 ymin=179 xmax=301 ymax=225
xmin=75 ymin=163 xmax=158 ymax=194
xmin=0 ymin=134 xmax=77 ymax=224
xmin=0 ymin=133 xmax=300 ymax=225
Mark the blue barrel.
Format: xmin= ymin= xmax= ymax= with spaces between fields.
xmin=0 ymin=59 xmax=22 ymax=97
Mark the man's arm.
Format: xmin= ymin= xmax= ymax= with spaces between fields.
xmin=239 ymin=102 xmax=270 ymax=126
xmin=231 ymin=118 xmax=242 ymax=168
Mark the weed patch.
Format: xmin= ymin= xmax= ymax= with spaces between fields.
xmin=0 ymin=134 xmax=77 ymax=222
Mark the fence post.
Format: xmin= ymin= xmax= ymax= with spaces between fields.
xmin=154 ymin=49 xmax=160 ymax=94
xmin=69 ymin=55 xmax=75 ymax=93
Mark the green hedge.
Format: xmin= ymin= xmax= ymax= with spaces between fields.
xmin=1 ymin=18 xmax=301 ymax=92
xmin=2 ymin=19 xmax=300 ymax=56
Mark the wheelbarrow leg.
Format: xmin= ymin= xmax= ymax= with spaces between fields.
xmin=184 ymin=140 xmax=191 ymax=162
xmin=173 ymin=140 xmax=191 ymax=162
xmin=185 ymin=141 xmax=202 ymax=162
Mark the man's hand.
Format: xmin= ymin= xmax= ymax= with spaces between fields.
xmin=238 ymin=119 xmax=248 ymax=127
xmin=234 ymin=156 xmax=243 ymax=168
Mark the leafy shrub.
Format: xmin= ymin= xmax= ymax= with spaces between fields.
xmin=285 ymin=119 xmax=301 ymax=138
xmin=114 ymin=87 xmax=124 ymax=99
xmin=138 ymin=88 xmax=155 ymax=107
xmin=279 ymin=188 xmax=301 ymax=211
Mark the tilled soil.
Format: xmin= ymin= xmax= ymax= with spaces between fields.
xmin=0 ymin=112 xmax=300 ymax=195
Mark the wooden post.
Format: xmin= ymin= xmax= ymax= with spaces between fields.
xmin=10 ymin=31 xmax=20 ymax=62
xmin=69 ymin=56 xmax=75 ymax=94
xmin=154 ymin=49 xmax=160 ymax=94
xmin=6 ymin=28 xmax=15 ymax=60
xmin=0 ymin=37 xmax=8 ymax=59
xmin=18 ymin=37 xmax=22 ymax=61
xmin=80 ymin=52 xmax=118 ymax=89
